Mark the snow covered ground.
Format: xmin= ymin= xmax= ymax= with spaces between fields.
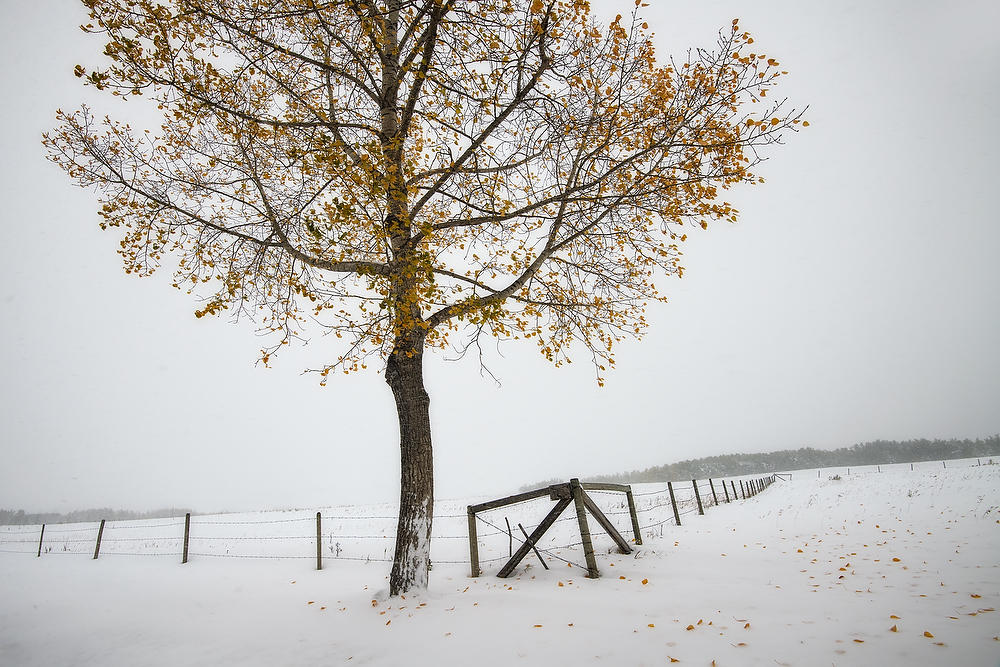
xmin=1 ymin=462 xmax=998 ymax=666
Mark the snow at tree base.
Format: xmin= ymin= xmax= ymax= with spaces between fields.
xmin=1 ymin=462 xmax=998 ymax=665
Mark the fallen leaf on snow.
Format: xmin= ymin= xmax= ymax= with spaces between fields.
xmin=890 ymin=625 xmax=898 ymax=632
xmin=924 ymin=631 xmax=934 ymax=638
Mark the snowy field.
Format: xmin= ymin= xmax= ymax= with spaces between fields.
xmin=1 ymin=463 xmax=998 ymax=666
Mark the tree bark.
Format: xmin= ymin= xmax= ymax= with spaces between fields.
xmin=385 ymin=345 xmax=434 ymax=595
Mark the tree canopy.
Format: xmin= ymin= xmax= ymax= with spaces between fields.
xmin=48 ymin=0 xmax=803 ymax=382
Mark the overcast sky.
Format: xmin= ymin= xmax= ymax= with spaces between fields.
xmin=1 ymin=0 xmax=997 ymax=514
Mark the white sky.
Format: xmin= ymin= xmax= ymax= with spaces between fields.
xmin=1 ymin=0 xmax=997 ymax=514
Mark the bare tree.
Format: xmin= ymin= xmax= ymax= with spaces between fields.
xmin=45 ymin=0 xmax=804 ymax=594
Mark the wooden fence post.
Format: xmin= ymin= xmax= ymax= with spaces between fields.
xmin=625 ymin=487 xmax=643 ymax=545
xmin=942 ymin=461 xmax=947 ymax=469
xmin=182 ymin=512 xmax=191 ymax=564
xmin=93 ymin=519 xmax=105 ymax=560
xmin=504 ymin=517 xmax=513 ymax=557
xmin=722 ymin=480 xmax=731 ymax=503
xmin=667 ymin=481 xmax=681 ymax=526
xmin=570 ymin=478 xmax=600 ymax=578
xmin=910 ymin=463 xmax=913 ymax=471
xmin=467 ymin=507 xmax=480 ymax=578
xmin=708 ymin=479 xmax=719 ymax=506
xmin=739 ymin=480 xmax=746 ymax=500
xmin=316 ymin=512 xmax=322 ymax=571
xmin=692 ymin=480 xmax=704 ymax=515
xmin=730 ymin=480 xmax=737 ymax=501
xmin=37 ymin=524 xmax=45 ymax=557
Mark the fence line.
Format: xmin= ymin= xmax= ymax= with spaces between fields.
xmin=0 ymin=473 xmax=778 ymax=567
xmin=31 ymin=460 xmax=986 ymax=573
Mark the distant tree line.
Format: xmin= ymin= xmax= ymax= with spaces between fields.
xmin=523 ymin=436 xmax=1000 ymax=490
xmin=0 ymin=507 xmax=193 ymax=527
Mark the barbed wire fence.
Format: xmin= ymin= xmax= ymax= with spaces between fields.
xmin=1 ymin=458 xmax=987 ymax=571
xmin=0 ymin=474 xmax=777 ymax=571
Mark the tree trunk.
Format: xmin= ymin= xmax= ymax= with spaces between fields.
xmin=385 ymin=346 xmax=434 ymax=596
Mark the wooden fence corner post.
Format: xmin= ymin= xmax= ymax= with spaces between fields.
xmin=569 ymin=478 xmax=599 ymax=578
xmin=93 ymin=519 xmax=105 ymax=560
xmin=667 ymin=481 xmax=681 ymax=526
xmin=182 ymin=513 xmax=191 ymax=564
xmin=467 ymin=507 xmax=480 ymax=578
xmin=316 ymin=512 xmax=322 ymax=571
xmin=625 ymin=486 xmax=642 ymax=546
